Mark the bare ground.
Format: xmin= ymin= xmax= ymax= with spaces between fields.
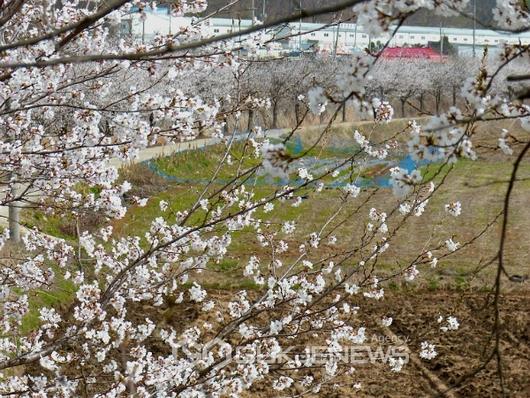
xmin=156 ymin=289 xmax=530 ymax=397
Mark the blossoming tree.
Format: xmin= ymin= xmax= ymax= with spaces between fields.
xmin=0 ymin=0 xmax=529 ymax=396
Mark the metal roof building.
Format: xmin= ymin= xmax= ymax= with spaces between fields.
xmin=129 ymin=9 xmax=530 ymax=56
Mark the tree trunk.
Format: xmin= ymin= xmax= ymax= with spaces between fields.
xmin=5 ymin=101 xmax=19 ymax=243
xmin=342 ymin=102 xmax=346 ymax=122
xmin=294 ymin=101 xmax=300 ymax=125
xmin=247 ymin=109 xmax=254 ymax=132
xmin=435 ymin=91 xmax=441 ymax=115
xmin=223 ymin=116 xmax=229 ymax=135
xmin=452 ymin=86 xmax=457 ymax=107
xmin=419 ymin=93 xmax=424 ymax=113
xmin=272 ymin=101 xmax=279 ymax=128
xmin=400 ymin=99 xmax=406 ymax=118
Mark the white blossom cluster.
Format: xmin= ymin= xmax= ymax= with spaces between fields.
xmin=438 ymin=315 xmax=460 ymax=332
xmin=372 ymin=98 xmax=394 ymax=124
xmin=492 ymin=0 xmax=530 ymax=30
xmin=389 ymin=167 xmax=422 ymax=197
xmin=419 ymin=341 xmax=438 ymax=360
xmin=444 ymin=201 xmax=462 ymax=217
xmin=261 ymin=142 xmax=290 ymax=178
xmin=307 ymin=86 xmax=328 ymax=115
xmin=354 ymin=130 xmax=389 ymax=159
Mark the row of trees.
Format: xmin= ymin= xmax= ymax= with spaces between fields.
xmin=57 ymin=50 xmax=516 ymax=142
xmin=188 ymin=54 xmax=528 ymax=133
xmin=368 ymin=57 xmax=477 ymax=117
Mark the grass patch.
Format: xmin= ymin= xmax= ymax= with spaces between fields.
xmin=111 ymin=157 xmax=530 ymax=289
xmin=427 ymin=277 xmax=440 ymax=291
xmin=208 ymin=258 xmax=241 ymax=273
xmin=112 ymin=185 xmax=205 ymax=239
xmin=22 ymin=211 xmax=76 ymax=240
xmin=21 ymin=271 xmax=77 ymax=334
xmin=152 ymin=141 xmax=260 ymax=181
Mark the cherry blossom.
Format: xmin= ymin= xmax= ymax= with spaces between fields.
xmin=0 ymin=1 xmax=527 ymax=396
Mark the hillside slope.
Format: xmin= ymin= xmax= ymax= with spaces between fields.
xmin=202 ymin=0 xmax=501 ymax=28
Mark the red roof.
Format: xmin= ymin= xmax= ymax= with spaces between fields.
xmin=381 ymin=47 xmax=445 ymax=61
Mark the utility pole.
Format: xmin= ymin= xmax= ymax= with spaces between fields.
xmin=168 ymin=3 xmax=172 ymax=35
xmin=439 ymin=19 xmax=444 ymax=55
xmin=8 ymin=186 xmax=20 ymax=243
xmin=142 ymin=17 xmax=145 ymax=44
xmin=333 ymin=22 xmax=341 ymax=59
xmin=472 ymin=0 xmax=476 ymax=57
xmin=353 ymin=23 xmax=357 ymax=49
xmin=299 ymin=0 xmax=302 ymax=54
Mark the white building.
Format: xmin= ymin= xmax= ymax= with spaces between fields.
xmin=128 ymin=8 xmax=530 ymax=56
